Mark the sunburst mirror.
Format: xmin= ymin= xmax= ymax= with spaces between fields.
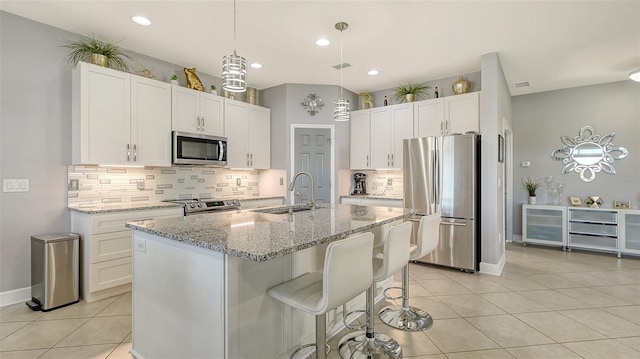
xmin=550 ymin=126 xmax=628 ymax=182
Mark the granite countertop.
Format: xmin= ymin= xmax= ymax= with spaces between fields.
xmin=126 ymin=204 xmax=416 ymax=262
xmin=68 ymin=201 xmax=183 ymax=214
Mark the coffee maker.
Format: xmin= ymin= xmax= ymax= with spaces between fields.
xmin=352 ymin=173 xmax=367 ymax=195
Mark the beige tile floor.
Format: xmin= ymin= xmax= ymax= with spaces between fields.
xmin=1 ymin=243 xmax=639 ymax=359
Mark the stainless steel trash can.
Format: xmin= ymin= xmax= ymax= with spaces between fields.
xmin=26 ymin=233 xmax=80 ymax=311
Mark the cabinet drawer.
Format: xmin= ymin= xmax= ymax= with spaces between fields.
xmin=569 ymin=209 xmax=617 ymax=224
xmin=569 ymin=222 xmax=617 ymax=237
xmin=90 ymin=208 xmax=182 ymax=234
xmin=89 ymin=257 xmax=132 ymax=292
xmin=91 ymin=231 xmax=132 ymax=263
xmin=569 ymin=234 xmax=617 ymax=250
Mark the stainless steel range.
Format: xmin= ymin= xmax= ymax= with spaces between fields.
xmin=163 ymin=199 xmax=241 ymax=216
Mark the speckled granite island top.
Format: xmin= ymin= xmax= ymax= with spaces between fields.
xmin=126 ymin=204 xmax=416 ymax=262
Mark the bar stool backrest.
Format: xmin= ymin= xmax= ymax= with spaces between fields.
xmin=374 ymin=221 xmax=412 ymax=281
xmin=321 ymin=232 xmax=374 ymax=313
xmin=411 ymin=213 xmax=441 ymax=260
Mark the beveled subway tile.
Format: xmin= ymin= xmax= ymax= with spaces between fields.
xmin=424 ymin=318 xmax=499 ymax=353
xmin=556 ymin=287 xmax=632 ymax=307
xmin=479 ymin=292 xmax=549 ymax=314
xmin=604 ymin=306 xmax=640 ymax=325
xmin=0 ymin=318 xmax=88 ymax=351
xmin=55 ymin=316 xmax=131 ymax=347
xmin=518 ymin=289 xmax=591 ymax=311
xmin=524 ymin=274 xmax=583 ymax=289
xmin=437 ymin=294 xmax=506 ymax=317
xmin=515 ymin=311 xmax=606 ymax=342
xmin=39 ymin=343 xmax=117 ymax=359
xmin=559 ymin=308 xmax=640 ymax=338
xmin=465 ymin=314 xmax=554 ymax=347
xmin=563 ymin=339 xmax=640 ymax=359
xmin=505 ymin=344 xmax=583 ymax=359
xmin=445 ymin=348 xmax=515 ymax=359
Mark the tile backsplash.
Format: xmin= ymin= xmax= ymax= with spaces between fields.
xmin=68 ymin=166 xmax=261 ymax=206
xmin=349 ymin=170 xmax=403 ymax=197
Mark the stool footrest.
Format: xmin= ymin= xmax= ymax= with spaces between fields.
xmin=291 ymin=343 xmax=330 ymax=359
xmin=338 ymin=331 xmax=402 ymax=359
xmin=343 ymin=309 xmax=367 ymax=331
xmin=378 ymin=305 xmax=433 ymax=332
xmin=382 ymin=286 xmax=403 ymax=301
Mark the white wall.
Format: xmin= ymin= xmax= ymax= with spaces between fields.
xmin=512 ymin=80 xmax=640 ymax=234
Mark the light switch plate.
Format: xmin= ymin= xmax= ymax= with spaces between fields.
xmin=3 ymin=179 xmax=29 ymax=192
xmin=521 ymin=161 xmax=531 ymax=167
xmin=68 ymin=179 xmax=79 ymax=191
xmin=236 ymin=178 xmax=241 ymax=186
xmin=137 ymin=179 xmax=145 ymax=190
xmin=136 ymin=239 xmax=146 ymax=253
xmin=387 ymin=178 xmax=393 ymax=186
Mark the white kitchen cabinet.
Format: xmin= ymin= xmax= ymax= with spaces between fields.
xmin=350 ymin=110 xmax=371 ymax=169
xmin=72 ymin=62 xmax=172 ymax=166
xmin=239 ymin=197 xmax=284 ymax=209
xmin=522 ymin=204 xmax=567 ymax=248
xmin=71 ymin=207 xmax=183 ymax=302
xmin=413 ymin=92 xmax=479 ymax=137
xmin=370 ymin=103 xmax=413 ymax=169
xmin=171 ymin=86 xmax=224 ymax=136
xmin=224 ymin=99 xmax=271 ymax=169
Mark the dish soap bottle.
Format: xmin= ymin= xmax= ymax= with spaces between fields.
xmin=434 ymin=87 xmax=439 ymax=98
xmin=383 ymin=96 xmax=388 ymax=106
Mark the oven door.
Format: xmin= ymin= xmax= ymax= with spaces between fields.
xmin=173 ymin=131 xmax=227 ymax=166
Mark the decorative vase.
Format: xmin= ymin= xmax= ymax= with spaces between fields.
xmin=528 ymin=196 xmax=536 ymax=205
xmin=405 ymin=93 xmax=416 ymax=102
xmin=91 ymin=53 xmax=108 ymax=68
xmin=452 ymin=76 xmax=471 ymax=95
xmin=246 ymin=87 xmax=258 ymax=105
xmin=170 ymin=80 xmax=179 ymax=85
xmin=210 ymin=89 xmax=217 ymax=95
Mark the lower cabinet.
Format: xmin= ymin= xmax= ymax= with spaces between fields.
xmin=522 ymin=205 xmax=567 ymax=248
xmin=620 ymin=211 xmax=640 ymax=254
xmin=71 ymin=207 xmax=183 ymax=302
xmin=341 ymin=196 xmax=404 ymax=208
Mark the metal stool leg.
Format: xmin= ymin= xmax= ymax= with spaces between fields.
xmin=291 ymin=313 xmax=330 ymax=359
xmin=379 ymin=264 xmax=433 ymax=331
xmin=337 ymin=283 xmax=402 ymax=359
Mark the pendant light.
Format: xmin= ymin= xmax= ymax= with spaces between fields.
xmin=334 ymin=22 xmax=350 ymax=122
xmin=630 ymin=69 xmax=640 ymax=82
xmin=222 ymin=0 xmax=247 ymax=92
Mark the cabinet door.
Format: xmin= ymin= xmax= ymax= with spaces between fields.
xmin=224 ymin=99 xmax=250 ymax=168
xmin=131 ymin=75 xmax=172 ymax=167
xmin=171 ymin=86 xmax=200 ymax=133
xmin=200 ymin=93 xmax=224 ymax=136
xmin=391 ymin=104 xmax=413 ymax=168
xmin=350 ymin=110 xmax=371 ymax=169
xmin=446 ymin=92 xmax=479 ymax=134
xmin=370 ymin=107 xmax=392 ymax=169
xmin=414 ymin=98 xmax=444 ymax=137
xmin=622 ymin=212 xmax=640 ymax=253
xmin=248 ymin=105 xmax=271 ymax=169
xmin=77 ymin=62 xmax=131 ymax=165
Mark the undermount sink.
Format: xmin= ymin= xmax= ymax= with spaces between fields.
xmin=252 ymin=205 xmax=314 ymax=215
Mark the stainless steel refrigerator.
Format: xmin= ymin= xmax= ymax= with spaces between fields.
xmin=403 ymin=133 xmax=479 ymax=272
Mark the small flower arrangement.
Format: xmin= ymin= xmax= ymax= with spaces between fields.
xmin=171 ymin=74 xmax=178 ymax=81
xmin=210 ymin=84 xmax=217 ymax=91
xmin=522 ymin=177 xmax=540 ymax=197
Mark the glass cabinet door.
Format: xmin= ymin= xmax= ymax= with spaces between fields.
xmin=624 ymin=212 xmax=640 ymax=252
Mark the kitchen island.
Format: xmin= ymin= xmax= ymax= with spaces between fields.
xmin=126 ymin=204 xmax=415 ymax=359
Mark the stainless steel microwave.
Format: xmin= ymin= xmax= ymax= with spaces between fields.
xmin=172 ymin=131 xmax=227 ymax=166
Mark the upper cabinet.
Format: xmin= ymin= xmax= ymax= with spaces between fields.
xmin=370 ymin=103 xmax=413 ymax=169
xmin=350 ymin=110 xmax=371 ymax=169
xmin=224 ymin=99 xmax=271 ymax=169
xmin=72 ymin=62 xmax=171 ymax=166
xmin=414 ymin=92 xmax=480 ymax=137
xmin=171 ymin=86 xmax=224 ymax=136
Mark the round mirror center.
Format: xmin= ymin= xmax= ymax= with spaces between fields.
xmin=573 ymin=142 xmax=603 ymax=165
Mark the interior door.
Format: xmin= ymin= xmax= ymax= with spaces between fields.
xmin=293 ymin=128 xmax=331 ymax=205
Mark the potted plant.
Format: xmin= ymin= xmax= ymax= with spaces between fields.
xmin=393 ymin=82 xmax=430 ymax=103
xmin=523 ymin=177 xmax=540 ymax=204
xmin=62 ymin=33 xmax=130 ymax=72
xmin=170 ymin=74 xmax=179 ymax=85
xmin=210 ymin=84 xmax=217 ymax=95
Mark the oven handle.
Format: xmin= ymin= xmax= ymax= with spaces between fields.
xmin=218 ymin=141 xmax=224 ymax=161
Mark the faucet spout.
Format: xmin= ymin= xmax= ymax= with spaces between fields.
xmin=288 ymin=171 xmax=316 ymax=208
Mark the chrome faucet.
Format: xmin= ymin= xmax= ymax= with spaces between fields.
xmin=288 ymin=171 xmax=316 ymax=208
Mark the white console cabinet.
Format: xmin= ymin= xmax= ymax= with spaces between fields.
xmin=522 ymin=205 xmax=567 ymax=248
xmin=568 ymin=207 xmax=619 ymax=256
xmin=619 ymin=210 xmax=640 ymax=255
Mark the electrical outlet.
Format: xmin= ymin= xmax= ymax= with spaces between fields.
xmin=136 ymin=239 xmax=146 ymax=253
xmin=236 ymin=178 xmax=242 ymax=186
xmin=387 ymin=178 xmax=393 ymax=186
xmin=521 ymin=161 xmax=531 ymax=167
xmin=280 ymin=178 xmax=284 ymax=186
xmin=137 ymin=179 xmax=145 ymax=190
xmin=68 ymin=179 xmax=79 ymax=191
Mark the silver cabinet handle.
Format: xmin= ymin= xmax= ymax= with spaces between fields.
xmin=133 ymin=144 xmax=137 ymax=162
xmin=441 ymin=221 xmax=466 ymax=226
xmin=201 ymin=116 xmax=205 ymax=131
xmin=387 ymin=153 xmax=390 ymax=167
xmin=445 ymin=121 xmax=449 ymax=134
xmin=126 ymin=144 xmax=130 ymax=162
xmin=440 ymin=121 xmax=444 ymax=134
xmin=246 ymin=153 xmax=250 ymax=166
xmin=366 ymin=155 xmax=369 ymax=167
xmin=391 ymin=153 xmax=394 ymax=167
xmin=250 ymin=153 xmax=253 ymax=166
xmin=196 ymin=116 xmax=200 ymax=131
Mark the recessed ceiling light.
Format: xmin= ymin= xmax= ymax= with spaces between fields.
xmin=250 ymin=63 xmax=263 ymax=69
xmin=316 ymin=38 xmax=330 ymax=47
xmin=630 ymin=69 xmax=640 ymax=82
xmin=132 ymin=16 xmax=152 ymax=26
xmin=368 ymin=69 xmax=379 ymax=76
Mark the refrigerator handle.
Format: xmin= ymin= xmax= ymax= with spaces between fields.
xmin=435 ymin=147 xmax=440 ymax=206
xmin=441 ymin=222 xmax=466 ymax=226
xmin=430 ymin=149 xmax=436 ymax=204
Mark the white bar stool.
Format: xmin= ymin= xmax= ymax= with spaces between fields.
xmin=337 ymin=221 xmax=412 ymax=359
xmin=379 ymin=213 xmax=440 ymax=331
xmin=267 ymin=232 xmax=374 ymax=359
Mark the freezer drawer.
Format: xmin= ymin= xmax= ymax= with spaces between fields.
xmin=416 ymin=218 xmax=476 ymax=271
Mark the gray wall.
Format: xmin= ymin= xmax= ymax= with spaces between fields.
xmin=0 ymin=11 xmax=225 ymax=295
xmin=512 ymin=80 xmax=640 ymax=235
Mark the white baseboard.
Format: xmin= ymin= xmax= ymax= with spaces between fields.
xmin=1 ymin=286 xmax=31 ymax=308
xmin=479 ymin=252 xmax=506 ymax=276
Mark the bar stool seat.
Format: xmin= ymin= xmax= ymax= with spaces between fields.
xmin=379 ymin=213 xmax=440 ymax=331
xmin=268 ymin=232 xmax=374 ymax=359
xmin=338 ymin=221 xmax=412 ymax=359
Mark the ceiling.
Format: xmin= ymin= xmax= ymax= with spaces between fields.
xmin=2 ymin=1 xmax=639 ymax=96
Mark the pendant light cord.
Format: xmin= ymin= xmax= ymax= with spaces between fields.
xmin=233 ymin=0 xmax=237 ymax=53
xmin=340 ymin=28 xmax=343 ymax=97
